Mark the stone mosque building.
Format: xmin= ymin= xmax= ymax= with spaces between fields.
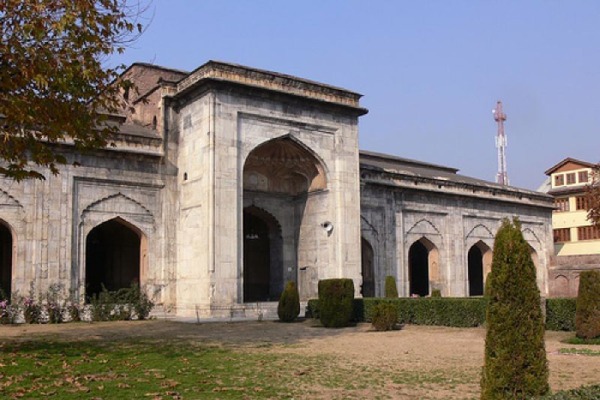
xmin=0 ymin=61 xmax=554 ymax=318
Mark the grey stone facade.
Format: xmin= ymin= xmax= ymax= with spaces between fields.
xmin=359 ymin=152 xmax=554 ymax=298
xmin=0 ymin=61 xmax=555 ymax=319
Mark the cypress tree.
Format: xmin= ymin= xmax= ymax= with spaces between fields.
xmin=481 ymin=218 xmax=549 ymax=399
xmin=575 ymin=270 xmax=600 ymax=339
xmin=384 ymin=276 xmax=398 ymax=298
xmin=277 ymin=281 xmax=300 ymax=323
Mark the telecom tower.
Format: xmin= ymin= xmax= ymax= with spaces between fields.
xmin=493 ymin=100 xmax=509 ymax=185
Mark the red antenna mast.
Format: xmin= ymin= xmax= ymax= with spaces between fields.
xmin=493 ymin=100 xmax=509 ymax=185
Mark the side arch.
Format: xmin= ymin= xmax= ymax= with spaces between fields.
xmin=467 ymin=240 xmax=492 ymax=296
xmin=84 ymin=217 xmax=147 ymax=299
xmin=0 ymin=219 xmax=14 ymax=299
xmin=408 ymin=236 xmax=440 ymax=296
xmin=361 ymin=237 xmax=375 ymax=297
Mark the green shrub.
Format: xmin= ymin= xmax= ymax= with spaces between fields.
xmin=546 ymin=298 xmax=576 ymax=331
xmin=481 ymin=218 xmax=549 ymax=399
xmin=306 ymin=299 xmax=319 ymax=319
xmin=575 ymin=270 xmax=600 ymax=339
xmin=431 ymin=289 xmax=442 ymax=298
xmin=130 ymin=284 xmax=154 ymax=320
xmin=89 ymin=286 xmax=115 ymax=321
xmin=534 ymin=384 xmax=600 ymax=399
xmin=68 ymin=304 xmax=81 ymax=322
xmin=318 ymin=278 xmax=354 ymax=328
xmin=371 ymin=301 xmax=399 ymax=331
xmin=384 ymin=276 xmax=398 ymax=298
xmin=278 ymin=281 xmax=300 ymax=322
xmin=88 ymin=284 xmax=154 ymax=321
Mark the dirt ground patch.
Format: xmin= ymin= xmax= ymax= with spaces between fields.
xmin=1 ymin=320 xmax=598 ymax=399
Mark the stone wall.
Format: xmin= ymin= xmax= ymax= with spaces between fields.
xmin=548 ymin=254 xmax=600 ymax=297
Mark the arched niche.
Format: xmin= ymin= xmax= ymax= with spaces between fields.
xmin=85 ymin=217 xmax=147 ymax=299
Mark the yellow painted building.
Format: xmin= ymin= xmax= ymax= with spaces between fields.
xmin=545 ymin=158 xmax=600 ymax=256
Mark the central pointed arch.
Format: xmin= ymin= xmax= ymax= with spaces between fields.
xmin=243 ymin=136 xmax=328 ymax=302
xmin=243 ymin=136 xmax=327 ymax=195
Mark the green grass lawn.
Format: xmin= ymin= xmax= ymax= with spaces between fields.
xmin=0 ymin=336 xmax=478 ymax=399
xmin=0 ymin=339 xmax=307 ymax=399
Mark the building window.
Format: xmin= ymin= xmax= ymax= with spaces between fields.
xmin=577 ymin=225 xmax=600 ymax=241
xmin=554 ymin=198 xmax=570 ymax=212
xmin=576 ymin=196 xmax=590 ymax=210
xmin=553 ymin=228 xmax=571 ymax=243
xmin=554 ymin=174 xmax=564 ymax=186
xmin=566 ymin=173 xmax=576 ymax=185
xmin=579 ymin=171 xmax=589 ymax=183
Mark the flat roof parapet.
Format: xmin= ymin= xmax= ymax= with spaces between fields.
xmin=176 ymin=60 xmax=365 ymax=110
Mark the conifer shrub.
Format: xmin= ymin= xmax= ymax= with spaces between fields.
xmin=278 ymin=281 xmax=300 ymax=322
xmin=371 ymin=301 xmax=399 ymax=331
xmin=481 ymin=218 xmax=549 ymax=399
xmin=575 ymin=270 xmax=600 ymax=339
xmin=384 ymin=276 xmax=398 ymax=298
xmin=318 ymin=278 xmax=354 ymax=328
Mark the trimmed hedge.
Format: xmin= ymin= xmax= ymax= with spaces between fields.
xmin=307 ymin=297 xmax=579 ymax=331
xmin=307 ymin=297 xmax=487 ymax=327
xmin=371 ymin=302 xmax=398 ymax=331
xmin=318 ymin=278 xmax=354 ymax=328
xmin=546 ymin=298 xmax=577 ymax=331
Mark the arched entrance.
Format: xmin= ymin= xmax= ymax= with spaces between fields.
xmin=243 ymin=207 xmax=283 ymax=302
xmin=0 ymin=221 xmax=12 ymax=299
xmin=467 ymin=241 xmax=492 ymax=296
xmin=361 ymin=238 xmax=375 ymax=297
xmin=243 ymin=136 xmax=327 ymax=302
xmin=85 ymin=218 xmax=143 ymax=299
xmin=409 ymin=237 xmax=438 ymax=297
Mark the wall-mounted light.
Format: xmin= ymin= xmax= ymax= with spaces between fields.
xmin=321 ymin=221 xmax=333 ymax=236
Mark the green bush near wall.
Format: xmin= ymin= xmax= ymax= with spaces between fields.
xmin=307 ymin=297 xmax=579 ymax=331
xmin=546 ymin=298 xmax=577 ymax=331
xmin=317 ymin=279 xmax=355 ymax=328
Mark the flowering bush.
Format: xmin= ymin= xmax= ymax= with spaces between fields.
xmin=0 ymin=299 xmax=13 ymax=324
xmin=46 ymin=283 xmax=65 ymax=323
xmin=23 ymin=297 xmax=42 ymax=324
xmin=68 ymin=304 xmax=81 ymax=322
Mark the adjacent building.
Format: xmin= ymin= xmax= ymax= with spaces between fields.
xmin=0 ymin=61 xmax=554 ymax=318
xmin=543 ymin=158 xmax=600 ymax=297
